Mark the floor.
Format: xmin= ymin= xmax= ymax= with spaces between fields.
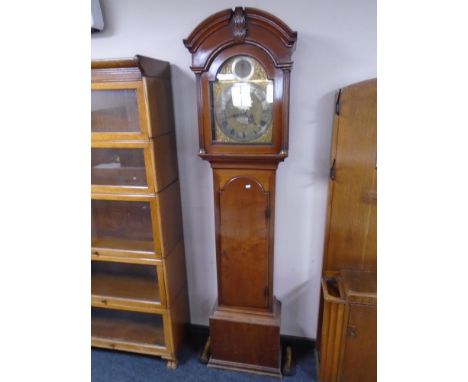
xmin=92 ymin=335 xmax=317 ymax=382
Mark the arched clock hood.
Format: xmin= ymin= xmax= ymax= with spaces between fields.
xmin=184 ymin=7 xmax=298 ymax=164
xmin=184 ymin=7 xmax=297 ymax=73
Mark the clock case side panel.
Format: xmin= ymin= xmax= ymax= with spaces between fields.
xmin=213 ymin=168 xmax=276 ymax=314
xmin=200 ymin=44 xmax=285 ymax=157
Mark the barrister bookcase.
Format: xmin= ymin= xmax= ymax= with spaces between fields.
xmin=91 ymin=56 xmax=189 ymax=369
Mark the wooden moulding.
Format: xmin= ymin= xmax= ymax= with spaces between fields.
xmin=91 ymin=55 xmax=171 ymax=83
xmin=183 ymin=7 xmax=297 ymax=71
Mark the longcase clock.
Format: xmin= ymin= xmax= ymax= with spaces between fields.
xmin=184 ymin=7 xmax=297 ymax=377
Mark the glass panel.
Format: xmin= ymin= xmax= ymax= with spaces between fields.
xmin=91 ymin=308 xmax=165 ymax=347
xmin=91 ymin=89 xmax=140 ymax=133
xmin=92 ymin=262 xmax=160 ymax=303
xmin=211 ymin=56 xmax=274 ymax=144
xmin=91 ymin=148 xmax=147 ymax=187
xmin=91 ymin=200 xmax=153 ymax=252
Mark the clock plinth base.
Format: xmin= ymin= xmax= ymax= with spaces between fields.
xmin=208 ymin=299 xmax=282 ymax=378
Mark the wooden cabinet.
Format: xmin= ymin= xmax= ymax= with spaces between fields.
xmin=91 ymin=56 xmax=189 ymax=368
xmin=317 ymin=79 xmax=377 ymax=381
xmin=319 ymin=270 xmax=376 ymax=382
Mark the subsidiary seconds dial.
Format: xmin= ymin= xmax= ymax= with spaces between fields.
xmin=214 ymin=82 xmax=273 ymax=143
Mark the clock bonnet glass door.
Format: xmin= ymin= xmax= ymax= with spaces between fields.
xmin=211 ymin=56 xmax=274 ymax=144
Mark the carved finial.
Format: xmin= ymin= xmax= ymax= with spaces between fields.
xmin=231 ymin=7 xmax=247 ymax=43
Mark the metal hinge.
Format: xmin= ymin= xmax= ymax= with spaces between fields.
xmin=346 ymin=326 xmax=357 ymax=338
xmin=264 ymin=286 xmax=269 ymax=302
xmin=265 ymin=208 xmax=271 ymax=219
xmin=335 ymin=89 xmax=342 ymax=115
xmin=330 ymin=159 xmax=336 ymax=181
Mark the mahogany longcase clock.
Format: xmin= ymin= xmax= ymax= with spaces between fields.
xmin=184 ymin=7 xmax=297 ymax=377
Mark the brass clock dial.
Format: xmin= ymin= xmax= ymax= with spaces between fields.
xmin=211 ymin=56 xmax=274 ymax=144
xmin=215 ymin=83 xmax=272 ymax=142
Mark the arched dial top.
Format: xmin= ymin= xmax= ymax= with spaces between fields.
xmin=212 ymin=55 xmax=273 ymax=144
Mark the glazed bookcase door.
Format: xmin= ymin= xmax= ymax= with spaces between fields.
xmin=91 ymin=194 xmax=162 ymax=261
xmin=91 ymin=140 xmax=156 ymax=194
xmin=91 ymin=260 xmax=167 ymax=313
xmin=218 ymin=176 xmax=270 ymax=310
xmin=91 ymin=307 xmax=169 ymax=356
xmin=91 ymin=82 xmax=150 ymax=141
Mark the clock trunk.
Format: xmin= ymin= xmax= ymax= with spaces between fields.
xmin=214 ymin=168 xmax=276 ymax=311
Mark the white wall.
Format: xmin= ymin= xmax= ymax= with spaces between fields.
xmin=91 ymin=0 xmax=376 ymax=338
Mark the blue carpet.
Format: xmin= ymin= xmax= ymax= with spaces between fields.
xmin=92 ymin=342 xmax=317 ymax=382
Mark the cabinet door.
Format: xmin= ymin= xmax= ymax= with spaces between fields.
xmin=91 ymin=82 xmax=150 ymax=140
xmin=324 ymin=79 xmax=377 ymax=272
xmin=91 ymin=260 xmax=167 ymax=312
xmin=91 ymin=141 xmax=156 ymax=194
xmin=339 ymin=304 xmax=377 ymax=382
xmin=218 ymin=176 xmax=270 ymax=309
